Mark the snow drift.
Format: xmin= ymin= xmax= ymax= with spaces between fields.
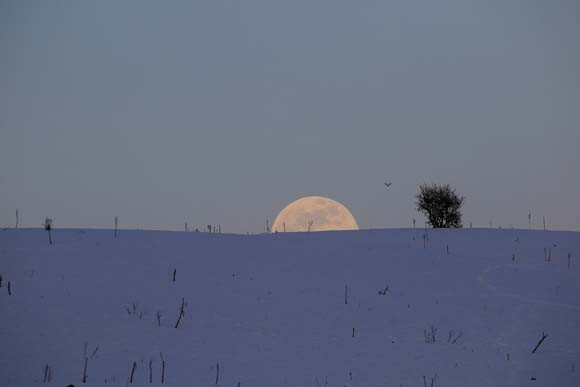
xmin=1 ymin=228 xmax=579 ymax=386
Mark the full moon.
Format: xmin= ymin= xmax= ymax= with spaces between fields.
xmin=271 ymin=196 xmax=359 ymax=232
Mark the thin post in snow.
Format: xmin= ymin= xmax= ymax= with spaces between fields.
xmin=532 ymin=331 xmax=548 ymax=354
xmin=543 ymin=216 xmax=546 ymax=230
xmin=149 ymin=359 xmax=153 ymax=383
xmin=215 ymin=363 xmax=219 ymax=385
xmin=159 ymin=352 xmax=165 ymax=384
xmin=114 ymin=216 xmax=118 ymax=238
xmin=7 ymin=281 xmax=11 ymax=295
xmin=129 ymin=361 xmax=137 ymax=383
xmin=344 ymin=285 xmax=348 ymax=305
xmin=44 ymin=218 xmax=53 ymax=245
xmin=568 ymin=252 xmax=572 ymax=269
xmin=15 ymin=210 xmax=19 ymax=229
xmin=172 ymin=269 xmax=176 ymax=282
xmin=82 ymin=357 xmax=88 ymax=383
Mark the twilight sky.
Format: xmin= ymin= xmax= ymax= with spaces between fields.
xmin=1 ymin=0 xmax=579 ymax=232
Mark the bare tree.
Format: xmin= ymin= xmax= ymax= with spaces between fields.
xmin=416 ymin=184 xmax=464 ymax=228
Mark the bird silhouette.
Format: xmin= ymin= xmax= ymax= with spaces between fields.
xmin=384 ymin=181 xmax=392 ymax=187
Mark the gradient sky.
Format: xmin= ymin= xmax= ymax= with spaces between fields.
xmin=1 ymin=0 xmax=579 ymax=232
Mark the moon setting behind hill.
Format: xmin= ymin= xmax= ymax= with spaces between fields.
xmin=272 ymin=196 xmax=359 ymax=232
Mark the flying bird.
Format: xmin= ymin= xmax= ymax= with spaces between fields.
xmin=384 ymin=181 xmax=392 ymax=187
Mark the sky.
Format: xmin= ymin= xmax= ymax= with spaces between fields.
xmin=1 ymin=0 xmax=579 ymax=233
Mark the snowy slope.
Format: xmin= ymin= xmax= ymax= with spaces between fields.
xmin=1 ymin=228 xmax=579 ymax=387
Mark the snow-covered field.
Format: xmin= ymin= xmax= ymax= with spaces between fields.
xmin=1 ymin=228 xmax=579 ymax=387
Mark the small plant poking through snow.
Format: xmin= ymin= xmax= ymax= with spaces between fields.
xmin=160 ymin=352 xmax=166 ymax=383
xmin=43 ymin=218 xmax=53 ymax=245
xmin=544 ymin=247 xmax=552 ymax=263
xmin=378 ymin=284 xmax=389 ymax=295
xmin=42 ymin=364 xmax=53 ymax=383
xmin=174 ymin=297 xmax=186 ymax=328
xmin=424 ymin=325 xmax=437 ymax=343
xmin=447 ymin=330 xmax=463 ymax=344
xmin=423 ymin=373 xmax=437 ymax=387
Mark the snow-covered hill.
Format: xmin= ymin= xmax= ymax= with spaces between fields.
xmin=1 ymin=228 xmax=579 ymax=387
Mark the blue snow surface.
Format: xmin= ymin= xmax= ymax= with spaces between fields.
xmin=1 ymin=227 xmax=579 ymax=387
